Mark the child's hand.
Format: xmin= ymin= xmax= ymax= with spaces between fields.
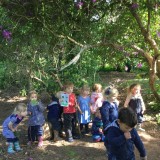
xmin=28 ymin=111 xmax=32 ymax=115
xmin=124 ymin=131 xmax=131 ymax=140
xmin=99 ymin=128 xmax=103 ymax=133
xmin=142 ymin=109 xmax=146 ymax=114
xmin=12 ymin=127 xmax=17 ymax=132
xmin=59 ymin=98 xmax=63 ymax=103
xmin=79 ymin=110 xmax=83 ymax=114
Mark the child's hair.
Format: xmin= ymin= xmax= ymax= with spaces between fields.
xmin=103 ymin=86 xmax=119 ymax=99
xmin=128 ymin=83 xmax=141 ymax=94
xmin=81 ymin=85 xmax=90 ymax=93
xmin=118 ymin=107 xmax=137 ymax=128
xmin=63 ymin=81 xmax=74 ymax=90
xmin=28 ymin=90 xmax=38 ymax=99
xmin=92 ymin=83 xmax=102 ymax=92
xmin=40 ymin=91 xmax=51 ymax=105
xmin=51 ymin=94 xmax=59 ymax=103
xmin=13 ymin=103 xmax=27 ymax=114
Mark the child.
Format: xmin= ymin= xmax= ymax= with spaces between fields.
xmin=90 ymin=83 xmax=103 ymax=114
xmin=100 ymin=86 xmax=119 ymax=131
xmin=27 ymin=90 xmax=45 ymax=147
xmin=2 ymin=103 xmax=27 ymax=154
xmin=60 ymin=81 xmax=81 ymax=142
xmin=105 ymin=107 xmax=147 ymax=160
xmin=124 ymin=83 xmax=146 ymax=131
xmin=47 ymin=94 xmax=63 ymax=142
xmin=77 ymin=85 xmax=91 ymax=134
xmin=91 ymin=110 xmax=105 ymax=142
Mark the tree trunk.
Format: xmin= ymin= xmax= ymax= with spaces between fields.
xmin=157 ymin=58 xmax=160 ymax=78
xmin=149 ymin=56 xmax=160 ymax=101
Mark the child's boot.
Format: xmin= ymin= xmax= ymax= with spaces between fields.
xmin=14 ymin=141 xmax=23 ymax=151
xmin=37 ymin=136 xmax=43 ymax=147
xmin=7 ymin=142 xmax=15 ymax=154
xmin=53 ymin=130 xmax=62 ymax=142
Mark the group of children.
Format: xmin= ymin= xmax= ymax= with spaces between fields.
xmin=2 ymin=82 xmax=147 ymax=160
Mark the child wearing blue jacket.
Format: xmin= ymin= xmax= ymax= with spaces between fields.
xmin=27 ymin=91 xmax=45 ymax=147
xmin=91 ymin=110 xmax=105 ymax=142
xmin=105 ymin=107 xmax=147 ymax=160
xmin=100 ymin=86 xmax=119 ymax=131
xmin=47 ymin=94 xmax=63 ymax=142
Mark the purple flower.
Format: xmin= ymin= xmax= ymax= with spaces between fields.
xmin=157 ymin=31 xmax=160 ymax=38
xmin=131 ymin=3 xmax=139 ymax=9
xmin=118 ymin=46 xmax=124 ymax=51
xmin=133 ymin=52 xmax=138 ymax=55
xmin=77 ymin=1 xmax=83 ymax=8
xmin=92 ymin=0 xmax=96 ymax=2
xmin=2 ymin=30 xmax=12 ymax=40
xmin=124 ymin=52 xmax=130 ymax=57
xmin=137 ymin=63 xmax=142 ymax=68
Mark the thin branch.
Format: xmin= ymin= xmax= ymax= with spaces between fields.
xmin=30 ymin=74 xmax=46 ymax=86
xmin=60 ymin=46 xmax=88 ymax=71
xmin=147 ymin=0 xmax=151 ymax=33
xmin=51 ymin=73 xmax=63 ymax=89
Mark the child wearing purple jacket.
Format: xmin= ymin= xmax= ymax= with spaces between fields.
xmin=27 ymin=91 xmax=45 ymax=147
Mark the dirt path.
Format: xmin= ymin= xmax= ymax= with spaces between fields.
xmin=0 ymin=72 xmax=160 ymax=160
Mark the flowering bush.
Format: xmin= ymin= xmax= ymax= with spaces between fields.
xmin=0 ymin=25 xmax=12 ymax=40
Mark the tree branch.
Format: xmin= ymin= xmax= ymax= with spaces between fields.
xmin=60 ymin=46 xmax=88 ymax=71
xmin=147 ymin=0 xmax=151 ymax=33
xmin=127 ymin=3 xmax=160 ymax=56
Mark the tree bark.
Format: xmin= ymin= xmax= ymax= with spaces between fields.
xmin=149 ymin=56 xmax=160 ymax=101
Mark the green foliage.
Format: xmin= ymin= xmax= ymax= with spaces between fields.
xmin=0 ymin=1 xmax=160 ymax=102
xmin=0 ymin=62 xmax=5 ymax=88
xmin=19 ymin=88 xmax=27 ymax=97
xmin=156 ymin=113 xmax=160 ymax=124
xmin=149 ymin=102 xmax=160 ymax=111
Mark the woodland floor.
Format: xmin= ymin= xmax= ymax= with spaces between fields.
xmin=0 ymin=72 xmax=160 ymax=160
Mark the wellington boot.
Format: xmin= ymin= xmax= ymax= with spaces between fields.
xmin=14 ymin=141 xmax=23 ymax=151
xmin=37 ymin=136 xmax=43 ymax=147
xmin=53 ymin=130 xmax=62 ymax=142
xmin=7 ymin=142 xmax=15 ymax=154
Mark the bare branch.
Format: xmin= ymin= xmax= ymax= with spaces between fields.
xmin=60 ymin=46 xmax=88 ymax=71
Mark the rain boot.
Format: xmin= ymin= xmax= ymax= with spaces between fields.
xmin=37 ymin=136 xmax=43 ymax=147
xmin=53 ymin=130 xmax=62 ymax=142
xmin=7 ymin=142 xmax=15 ymax=154
xmin=14 ymin=141 xmax=23 ymax=151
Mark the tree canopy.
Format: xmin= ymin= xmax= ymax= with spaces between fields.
xmin=0 ymin=0 xmax=160 ymax=101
